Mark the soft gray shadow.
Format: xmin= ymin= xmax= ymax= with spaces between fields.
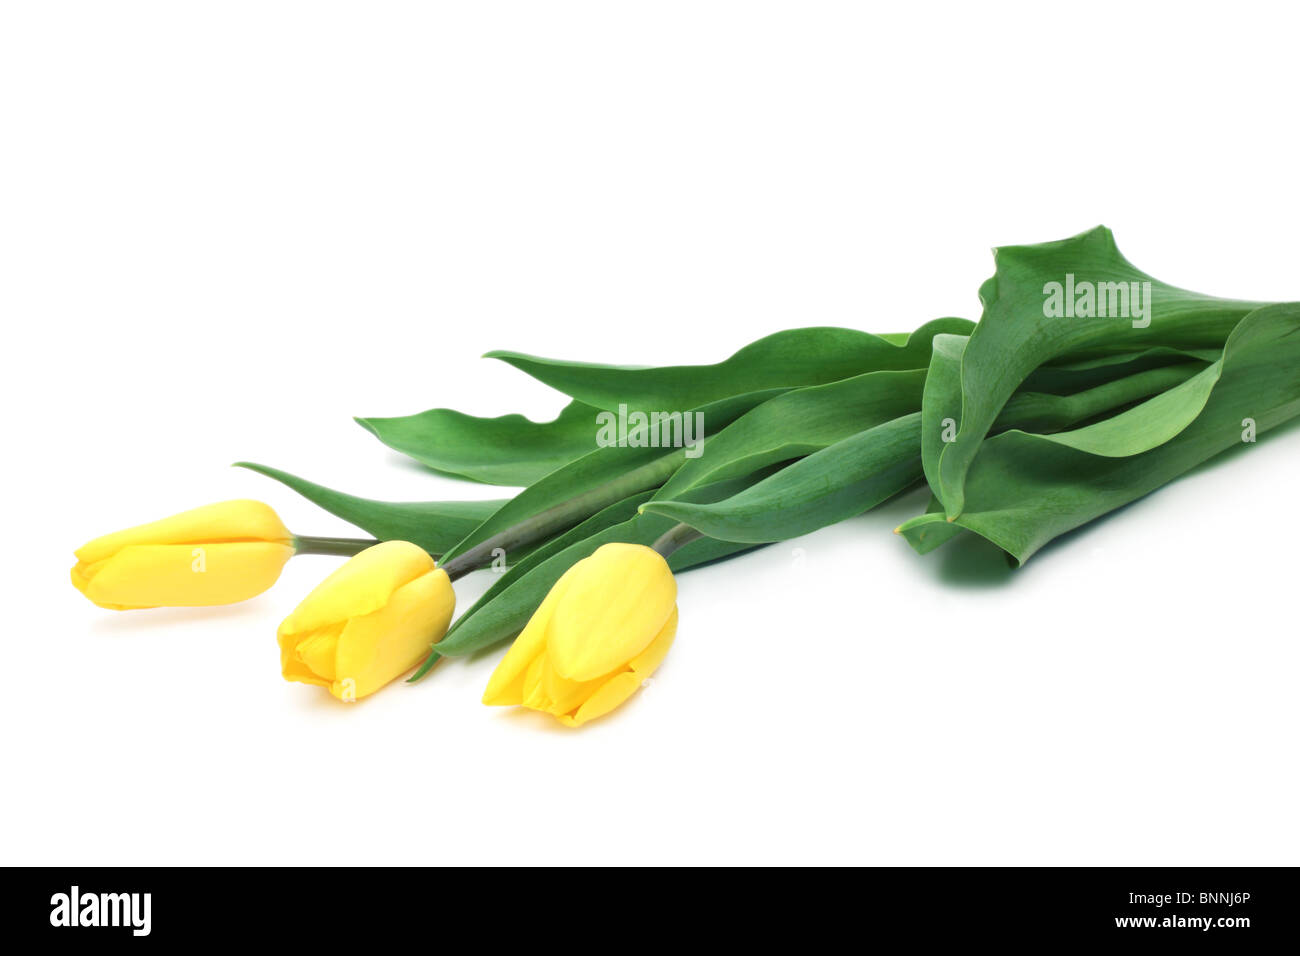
xmin=912 ymin=528 xmax=1018 ymax=588
xmin=88 ymin=598 xmax=270 ymax=635
xmin=499 ymin=705 xmax=581 ymax=735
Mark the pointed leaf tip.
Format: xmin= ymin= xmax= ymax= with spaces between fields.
xmin=406 ymin=652 xmax=441 ymax=683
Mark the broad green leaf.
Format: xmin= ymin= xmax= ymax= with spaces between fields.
xmin=354 ymin=399 xmax=600 ymax=486
xmin=486 ymin=317 xmax=974 ymax=412
xmin=1026 ymin=345 xmax=1220 ymax=393
xmin=643 ymin=413 xmax=925 ymax=543
xmin=919 ymin=333 xmax=1207 ymax=493
xmin=437 ymin=388 xmax=786 ymax=563
xmin=1030 ymin=362 xmax=1222 ymax=457
xmin=900 ymin=302 xmax=1300 ymax=563
xmin=936 ymin=226 xmax=1266 ymax=515
xmin=1000 ymin=364 xmax=1207 ymax=436
xmin=234 ymin=462 xmax=506 ymax=557
xmin=644 ymin=352 xmax=1208 ymax=546
xmin=917 ymin=333 xmax=969 ymax=495
xmin=654 ymin=368 xmax=926 ymax=499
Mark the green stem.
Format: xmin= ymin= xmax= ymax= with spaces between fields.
xmin=440 ymin=452 xmax=682 ymax=580
xmin=294 ymin=535 xmax=382 ymax=557
xmin=651 ymin=522 xmax=703 ymax=559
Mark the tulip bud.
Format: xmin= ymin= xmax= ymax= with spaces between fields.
xmin=71 ymin=500 xmax=295 ymax=610
xmin=277 ymin=540 xmax=455 ymax=701
xmin=483 ymin=542 xmax=677 ymax=726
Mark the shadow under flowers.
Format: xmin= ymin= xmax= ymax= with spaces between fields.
xmin=897 ymin=411 xmax=1300 ymax=587
xmin=88 ymin=597 xmax=272 ymax=636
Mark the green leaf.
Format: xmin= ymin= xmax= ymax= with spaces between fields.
xmin=234 ymin=462 xmax=506 ymax=556
xmin=1026 ymin=345 xmax=1220 ymax=393
xmin=486 ymin=317 xmax=974 ymax=412
xmin=643 ymin=347 xmax=1210 ymax=546
xmin=437 ymin=388 xmax=787 ymax=563
xmin=643 ymin=413 xmax=925 ymax=543
xmin=354 ymin=399 xmax=600 ymax=486
xmin=936 ymin=226 xmax=1266 ymax=515
xmin=899 ymin=302 xmax=1300 ymax=563
xmin=919 ymin=332 xmax=1207 ymax=494
xmin=654 ymin=368 xmax=926 ymax=499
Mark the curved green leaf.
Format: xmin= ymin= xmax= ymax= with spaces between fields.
xmin=354 ymin=399 xmax=599 ymax=486
xmin=920 ymin=332 xmax=1208 ymax=492
xmin=234 ymin=462 xmax=507 ymax=556
xmin=900 ymin=302 xmax=1300 ymax=563
xmin=654 ymin=368 xmax=926 ymax=499
xmin=486 ymin=317 xmax=974 ymax=412
xmin=1032 ymin=362 xmax=1222 ymax=457
xmin=437 ymin=388 xmax=786 ymax=563
xmin=1026 ymin=345 xmax=1219 ymax=393
xmin=643 ymin=413 xmax=924 ymax=543
xmin=936 ymin=226 xmax=1266 ymax=515
xmin=645 ymin=348 xmax=1208 ymax=547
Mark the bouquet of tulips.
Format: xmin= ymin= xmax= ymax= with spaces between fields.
xmin=71 ymin=227 xmax=1300 ymax=726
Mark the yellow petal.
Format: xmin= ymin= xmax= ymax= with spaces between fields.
xmin=541 ymin=653 xmax=605 ymax=715
xmin=74 ymin=500 xmax=291 ymax=566
xmin=556 ymin=606 xmax=678 ymax=727
xmin=548 ymin=543 xmax=675 ymax=681
xmin=559 ymin=673 xmax=643 ymax=727
xmin=278 ymin=622 xmax=340 ymax=688
xmin=629 ymin=606 xmax=678 ymax=675
xmin=278 ymin=541 xmax=435 ymax=637
xmin=330 ymin=567 xmax=455 ymax=700
xmin=520 ymin=652 xmax=552 ymax=711
xmin=482 ymin=562 xmax=582 ymax=706
xmin=294 ymin=629 xmax=340 ymax=682
xmin=72 ymin=541 xmax=293 ymax=610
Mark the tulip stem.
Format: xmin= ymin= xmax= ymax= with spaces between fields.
xmin=651 ymin=522 xmax=703 ymax=559
xmin=439 ymin=452 xmax=683 ymax=579
xmin=294 ymin=535 xmax=383 ymax=557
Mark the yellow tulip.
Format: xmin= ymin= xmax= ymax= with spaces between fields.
xmin=483 ymin=542 xmax=677 ymax=727
xmin=71 ymin=500 xmax=295 ymax=610
xmin=278 ymin=540 xmax=455 ymax=701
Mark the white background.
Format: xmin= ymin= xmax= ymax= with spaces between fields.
xmin=3 ymin=2 xmax=1297 ymax=866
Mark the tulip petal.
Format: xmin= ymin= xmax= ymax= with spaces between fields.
xmin=279 ymin=541 xmax=436 ymax=636
xmin=555 ymin=606 xmax=677 ymax=727
xmin=482 ymin=563 xmax=582 ymax=706
xmin=73 ymin=541 xmax=294 ymax=610
xmin=543 ymin=655 xmax=606 ymax=715
xmin=548 ymin=543 xmax=676 ymax=682
xmin=560 ymin=673 xmax=644 ymax=727
xmin=331 ymin=567 xmax=455 ymax=700
xmin=279 ymin=621 xmax=340 ymax=688
xmin=629 ymin=606 xmax=678 ymax=676
xmin=74 ymin=500 xmax=291 ymax=566
xmin=294 ymin=629 xmax=340 ymax=682
xmin=520 ymin=652 xmax=552 ymax=711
